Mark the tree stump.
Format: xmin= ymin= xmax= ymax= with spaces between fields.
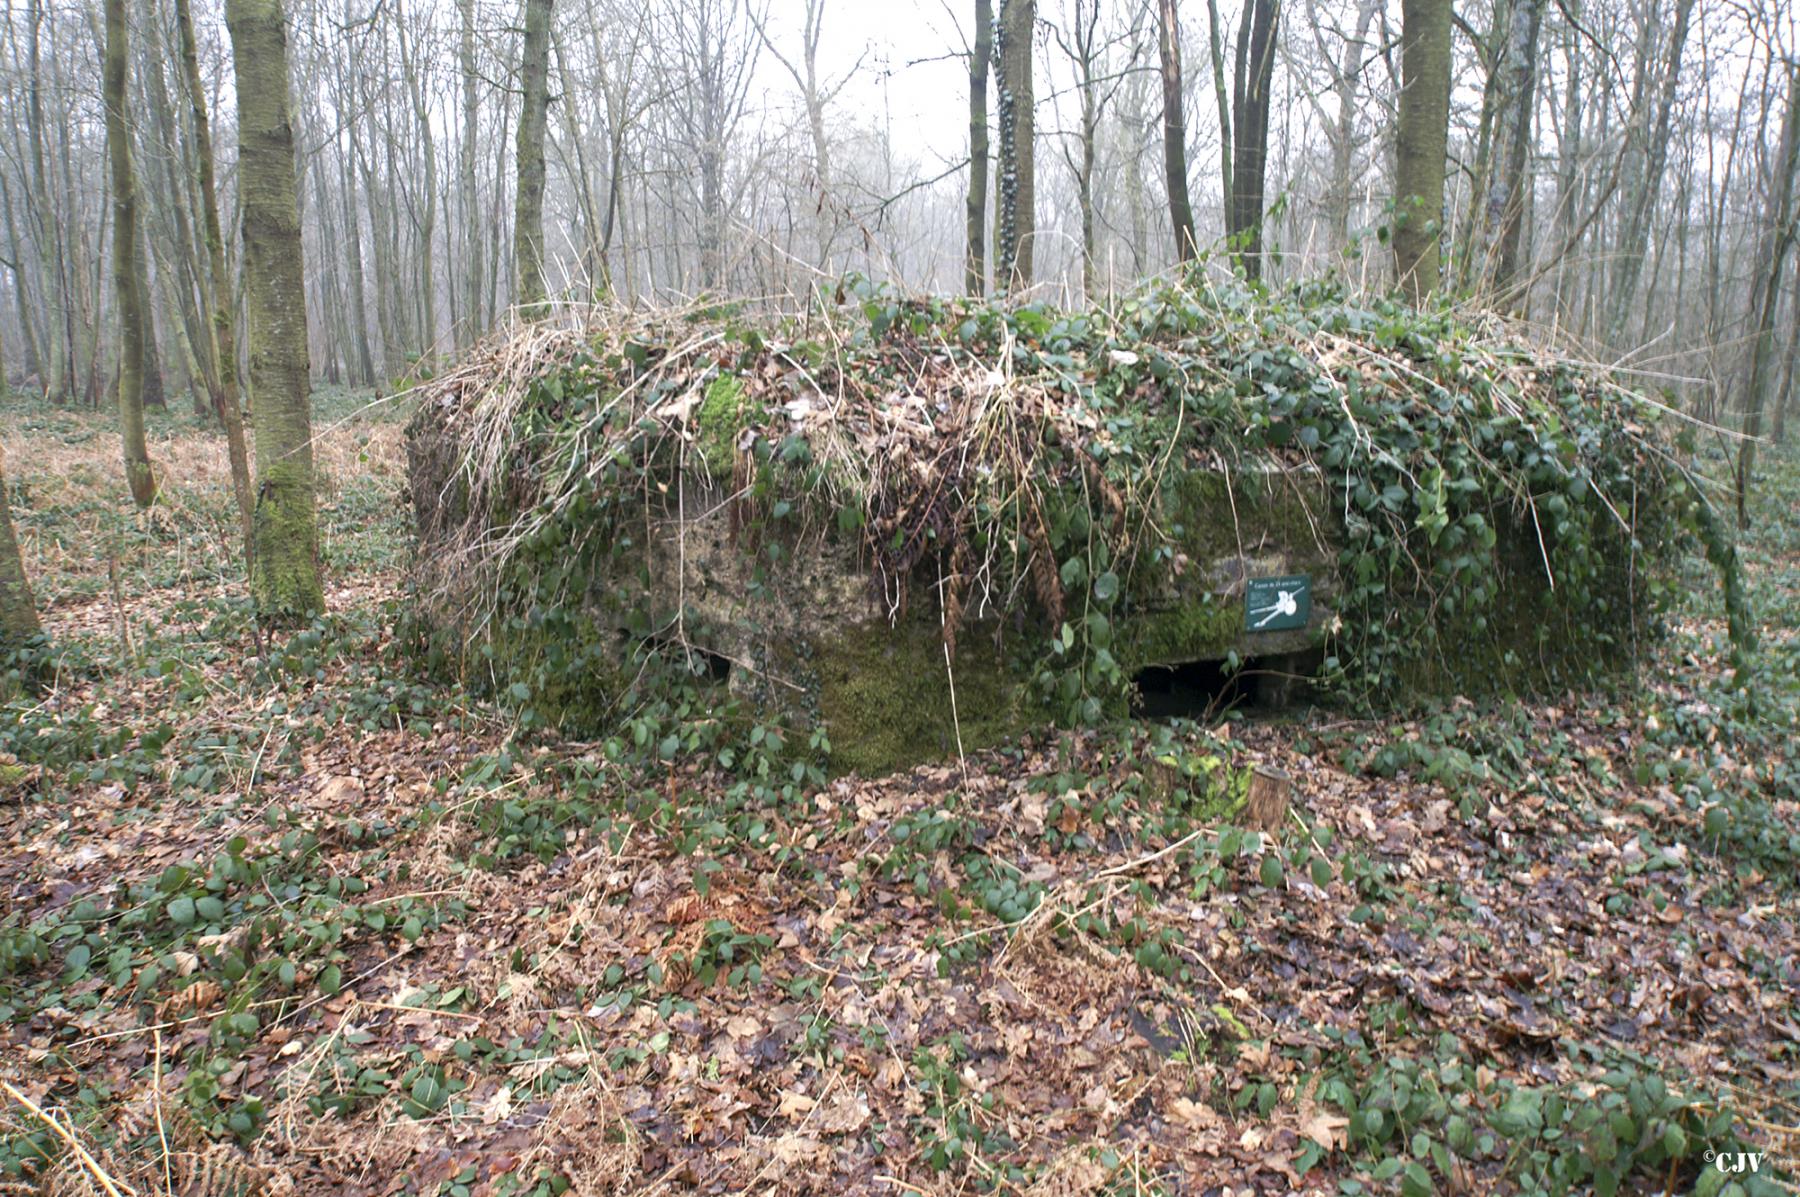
xmin=1241 ymin=765 xmax=1291 ymax=832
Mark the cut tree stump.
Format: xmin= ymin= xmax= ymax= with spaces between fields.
xmin=1241 ymin=766 xmax=1291 ymax=832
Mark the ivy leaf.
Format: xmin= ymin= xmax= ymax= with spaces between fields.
xmin=1092 ymin=572 xmax=1119 ymax=604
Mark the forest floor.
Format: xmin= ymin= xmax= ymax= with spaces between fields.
xmin=0 ymin=390 xmax=1796 ymax=1197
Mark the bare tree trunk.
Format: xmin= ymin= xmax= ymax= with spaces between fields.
xmin=1202 ymin=0 xmax=1233 ymax=231
xmin=175 ymin=0 xmax=253 ymax=558
xmin=1159 ymin=0 xmax=1197 ymax=261
xmin=25 ymin=0 xmax=72 ymax=404
xmin=395 ymin=0 xmax=439 ymax=357
xmin=1477 ymin=0 xmax=1543 ymax=305
xmin=1774 ymin=247 xmax=1800 ymax=445
xmin=459 ymin=0 xmax=483 ymax=342
xmin=1392 ymin=0 xmax=1452 ymax=302
xmin=966 ymin=0 xmax=992 ymax=296
xmin=1736 ymin=65 xmax=1800 ymax=525
xmin=513 ymin=0 xmax=555 ymax=311
xmin=104 ymin=0 xmax=155 ymax=507
xmin=0 ymin=174 xmax=44 ymax=387
xmin=1228 ymin=0 xmax=1278 ymax=279
xmin=1606 ymin=0 xmax=1696 ymax=345
xmin=1323 ymin=0 xmax=1380 ymax=241
xmin=339 ymin=142 xmax=375 ymax=384
xmin=227 ymin=0 xmax=323 ymax=620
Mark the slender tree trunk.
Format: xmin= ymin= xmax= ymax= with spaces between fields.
xmin=965 ymin=0 xmax=992 ymax=296
xmin=1228 ymin=0 xmax=1279 ymax=279
xmin=1478 ymin=0 xmax=1544 ymax=305
xmin=136 ymin=253 xmax=167 ymax=410
xmin=1078 ymin=61 xmax=1097 ymax=296
xmin=1392 ymin=0 xmax=1452 ymax=302
xmin=1203 ymin=0 xmax=1233 ymax=232
xmin=395 ymin=1 xmax=439 ymax=356
xmin=0 ymin=445 xmax=40 ymax=657
xmin=227 ymin=0 xmax=323 ymax=619
xmin=0 ymin=175 xmax=44 ymax=386
xmin=1606 ymin=0 xmax=1697 ymax=345
xmin=513 ymin=0 xmax=555 ymax=312
xmin=104 ymin=0 xmax=156 ymax=507
xmin=1325 ymin=0 xmax=1380 ymax=240
xmin=1736 ymin=65 xmax=1800 ymax=525
xmin=25 ymin=0 xmax=70 ymax=404
xmin=459 ymin=0 xmax=483 ymax=342
xmin=1774 ymin=246 xmax=1800 ymax=444
xmin=339 ymin=141 xmax=375 ymax=385
xmin=175 ymin=0 xmax=253 ymax=557
xmin=1159 ymin=0 xmax=1197 ymax=261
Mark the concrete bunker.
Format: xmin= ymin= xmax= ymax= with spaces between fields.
xmin=404 ymin=289 xmax=1688 ymax=775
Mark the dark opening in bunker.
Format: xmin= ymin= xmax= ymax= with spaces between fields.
xmin=675 ymin=644 xmax=733 ymax=684
xmin=628 ymin=626 xmax=734 ymax=686
xmin=1131 ymin=649 xmax=1323 ymax=720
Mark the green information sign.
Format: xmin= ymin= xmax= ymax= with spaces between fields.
xmin=1245 ymin=575 xmax=1311 ymax=632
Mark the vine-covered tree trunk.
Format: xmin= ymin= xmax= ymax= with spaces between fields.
xmin=175 ymin=0 xmax=253 ymax=560
xmin=1392 ymin=0 xmax=1452 ymax=302
xmin=227 ymin=0 xmax=324 ymax=620
xmin=1228 ymin=0 xmax=1278 ymax=279
xmin=965 ymin=0 xmax=991 ymax=296
xmin=995 ymin=0 xmax=1035 ymax=290
xmin=103 ymin=0 xmax=156 ymax=508
xmin=1159 ymin=0 xmax=1197 ymax=262
xmin=0 ymin=446 xmax=40 ymax=656
xmin=514 ymin=0 xmax=555 ymax=312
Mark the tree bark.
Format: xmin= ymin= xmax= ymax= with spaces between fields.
xmin=459 ymin=0 xmax=483 ymax=342
xmin=394 ymin=1 xmax=439 ymax=357
xmin=1323 ymin=0 xmax=1380 ymax=241
xmin=513 ymin=0 xmax=555 ymax=312
xmin=104 ymin=0 xmax=156 ymax=508
xmin=25 ymin=0 xmax=72 ymax=404
xmin=1228 ymin=0 xmax=1278 ymax=279
xmin=175 ymin=0 xmax=254 ymax=560
xmin=995 ymin=0 xmax=1036 ymax=290
xmin=1735 ymin=65 xmax=1800 ymax=525
xmin=1478 ymin=0 xmax=1544 ymax=306
xmin=966 ymin=0 xmax=992 ymax=296
xmin=227 ymin=0 xmax=324 ymax=620
xmin=1159 ymin=0 xmax=1197 ymax=262
xmin=1605 ymin=0 xmax=1697 ymax=346
xmin=1202 ymin=0 xmax=1233 ymax=232
xmin=1774 ymin=244 xmax=1800 ymax=445
xmin=1392 ymin=0 xmax=1452 ymax=302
